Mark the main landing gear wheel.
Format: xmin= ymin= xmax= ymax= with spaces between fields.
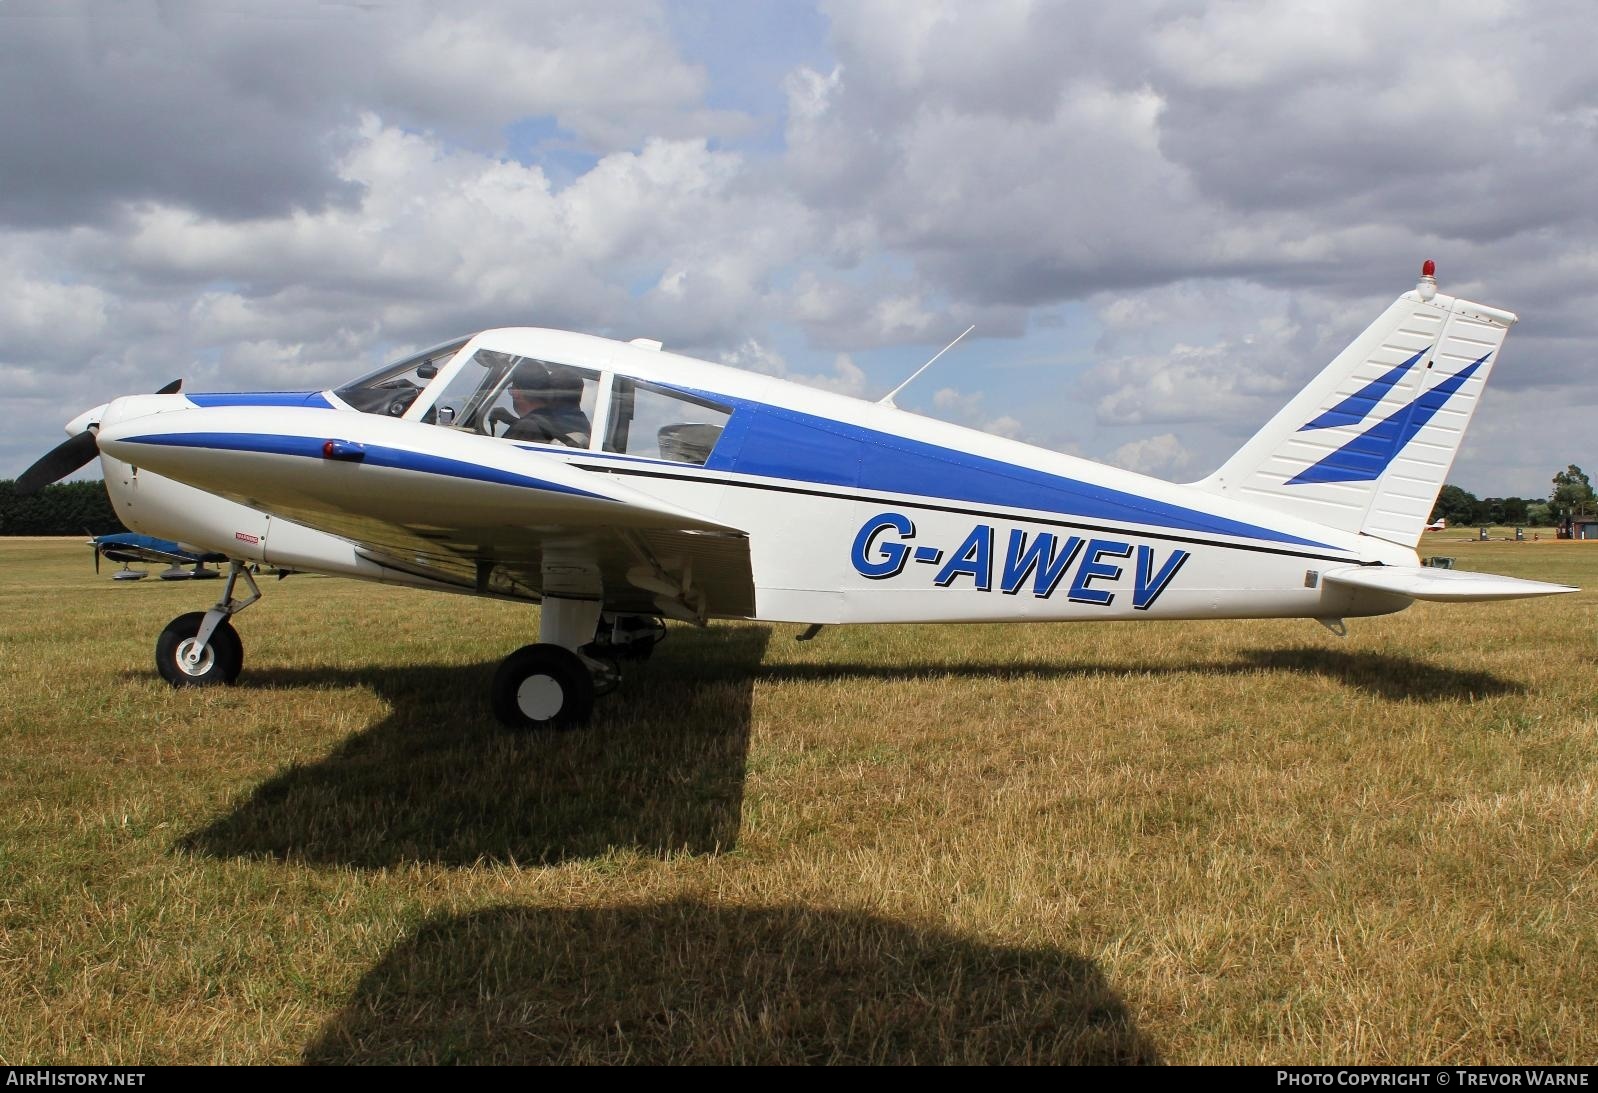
xmin=155 ymin=611 xmax=243 ymax=687
xmin=491 ymin=643 xmax=595 ymax=730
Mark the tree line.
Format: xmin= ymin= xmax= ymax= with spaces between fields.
xmin=1430 ymin=465 xmax=1595 ymax=529
xmin=0 ymin=480 xmax=127 ymax=536
xmin=3 ymin=466 xmax=1595 ymax=537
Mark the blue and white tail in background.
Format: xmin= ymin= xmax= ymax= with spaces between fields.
xmin=1196 ymin=263 xmax=1516 ymax=550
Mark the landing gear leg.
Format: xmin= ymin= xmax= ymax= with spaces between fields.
xmin=155 ymin=561 xmax=260 ymax=687
xmin=491 ymin=596 xmax=614 ymax=731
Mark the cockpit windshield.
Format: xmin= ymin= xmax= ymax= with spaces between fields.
xmin=330 ymin=334 xmax=729 ymax=465
xmin=333 ymin=338 xmax=469 ymax=419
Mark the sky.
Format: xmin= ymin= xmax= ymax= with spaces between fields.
xmin=3 ymin=0 xmax=1595 ymax=498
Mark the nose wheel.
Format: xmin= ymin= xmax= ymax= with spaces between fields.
xmin=491 ymin=643 xmax=595 ymax=730
xmin=155 ymin=611 xmax=243 ymax=686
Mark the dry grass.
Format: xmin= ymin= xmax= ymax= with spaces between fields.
xmin=1 ymin=536 xmax=1594 ymax=1064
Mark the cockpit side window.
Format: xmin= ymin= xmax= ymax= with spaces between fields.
xmin=428 ymin=349 xmax=517 ymax=432
xmin=334 ymin=339 xmax=468 ymax=419
xmin=431 ymin=348 xmax=599 ymax=448
xmin=604 ymin=380 xmax=730 ymax=465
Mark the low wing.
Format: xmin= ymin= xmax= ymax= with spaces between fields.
xmin=98 ymin=408 xmax=754 ymax=620
xmin=343 ymin=520 xmax=753 ymax=621
xmin=1323 ymin=564 xmax=1575 ymax=602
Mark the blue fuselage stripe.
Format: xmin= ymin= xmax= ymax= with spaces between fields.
xmin=117 ymin=432 xmax=604 ymax=498
xmin=187 ymin=391 xmax=334 ymax=409
xmin=667 ymin=393 xmax=1329 ymax=549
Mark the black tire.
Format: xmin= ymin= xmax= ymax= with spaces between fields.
xmin=155 ymin=611 xmax=243 ymax=687
xmin=491 ymin=643 xmax=595 ymax=730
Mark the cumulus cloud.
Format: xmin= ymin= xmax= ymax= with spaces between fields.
xmin=1077 ymin=277 xmax=1330 ymax=430
xmin=0 ymin=267 xmax=111 ymax=362
xmin=930 ymin=386 xmax=1027 ymax=440
xmin=0 ymin=68 xmax=805 ymax=471
xmin=786 ymin=0 xmax=1598 ymax=388
xmin=5 ymin=1 xmax=1598 ymax=497
xmin=0 ymin=0 xmax=731 ymax=228
xmin=52 ymin=117 xmax=816 ymax=355
xmin=1083 ymin=323 xmax=1302 ymax=429
xmin=721 ymin=338 xmax=867 ymax=396
xmin=1106 ymin=433 xmax=1195 ymax=479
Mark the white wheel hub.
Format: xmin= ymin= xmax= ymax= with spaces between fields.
xmin=516 ymin=673 xmax=564 ymax=720
xmin=175 ymin=638 xmax=215 ymax=676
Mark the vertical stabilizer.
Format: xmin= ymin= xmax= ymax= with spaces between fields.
xmin=1194 ymin=268 xmax=1516 ymax=549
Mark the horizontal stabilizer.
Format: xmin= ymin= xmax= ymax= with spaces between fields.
xmin=1322 ymin=565 xmax=1575 ymax=602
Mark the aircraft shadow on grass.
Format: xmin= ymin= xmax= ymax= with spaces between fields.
xmin=302 ymin=899 xmax=1162 ymax=1065
xmin=1235 ymin=647 xmax=1523 ymax=702
xmin=761 ymin=646 xmax=1522 ymax=704
xmin=178 ymin=625 xmax=772 ymax=869
xmin=178 ymin=629 xmax=1519 ymax=870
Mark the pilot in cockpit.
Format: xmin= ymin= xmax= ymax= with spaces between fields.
xmin=498 ymin=361 xmax=591 ymax=447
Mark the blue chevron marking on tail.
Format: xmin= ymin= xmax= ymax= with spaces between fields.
xmin=1298 ymin=346 xmax=1429 ymax=431
xmin=1286 ymin=352 xmax=1490 ymax=486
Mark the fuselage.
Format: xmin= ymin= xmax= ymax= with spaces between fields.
xmin=92 ymin=327 xmax=1417 ymax=626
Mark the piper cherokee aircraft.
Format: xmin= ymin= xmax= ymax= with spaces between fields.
xmin=15 ymin=262 xmax=1575 ymax=728
xmin=89 ymin=532 xmax=227 ymax=581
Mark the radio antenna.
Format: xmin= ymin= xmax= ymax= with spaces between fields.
xmin=879 ymin=325 xmax=975 ymax=408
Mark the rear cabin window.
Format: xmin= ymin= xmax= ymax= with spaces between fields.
xmin=603 ymin=380 xmax=730 ymax=465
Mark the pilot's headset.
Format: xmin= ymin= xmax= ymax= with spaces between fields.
xmin=515 ymin=362 xmax=583 ymax=404
xmin=509 ymin=361 xmax=556 ymax=400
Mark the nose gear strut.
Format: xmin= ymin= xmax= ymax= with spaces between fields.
xmin=155 ymin=560 xmax=261 ymax=687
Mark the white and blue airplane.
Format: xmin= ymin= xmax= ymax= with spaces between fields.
xmin=15 ymin=262 xmax=1574 ymax=727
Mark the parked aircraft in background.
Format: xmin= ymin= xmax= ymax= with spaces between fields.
xmin=88 ymin=532 xmax=227 ymax=581
xmin=16 ymin=263 xmax=1575 ymax=727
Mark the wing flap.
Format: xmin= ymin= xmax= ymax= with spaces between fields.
xmin=1322 ymin=564 xmax=1576 ymax=602
xmin=351 ymin=524 xmax=754 ymax=618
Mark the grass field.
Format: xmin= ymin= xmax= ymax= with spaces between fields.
xmin=1 ymin=536 xmax=1594 ymax=1064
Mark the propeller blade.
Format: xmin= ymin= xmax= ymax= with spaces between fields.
xmin=15 ymin=430 xmax=99 ymax=496
xmin=19 ymin=380 xmax=179 ymax=496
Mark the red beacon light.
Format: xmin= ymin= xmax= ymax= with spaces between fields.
xmin=1418 ymin=259 xmax=1438 ymax=301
